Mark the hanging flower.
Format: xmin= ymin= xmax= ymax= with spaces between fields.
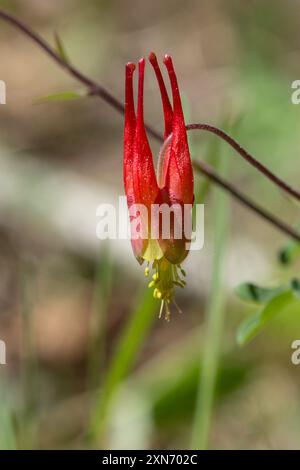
xmin=124 ymin=53 xmax=194 ymax=320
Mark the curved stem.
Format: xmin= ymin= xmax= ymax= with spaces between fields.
xmin=187 ymin=123 xmax=300 ymax=202
xmin=194 ymin=161 xmax=300 ymax=243
xmin=0 ymin=12 xmax=123 ymax=110
xmin=157 ymin=131 xmax=300 ymax=242
xmin=0 ymin=9 xmax=299 ymax=242
xmin=0 ymin=10 xmax=163 ymax=141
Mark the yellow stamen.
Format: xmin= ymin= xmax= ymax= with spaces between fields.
xmin=153 ymin=288 xmax=159 ymax=298
xmin=159 ymin=300 xmax=165 ymax=319
xmin=145 ymin=258 xmax=186 ymax=320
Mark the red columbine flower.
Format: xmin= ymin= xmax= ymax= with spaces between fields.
xmin=124 ymin=53 xmax=194 ymax=320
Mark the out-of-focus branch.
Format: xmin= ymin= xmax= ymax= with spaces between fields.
xmin=0 ymin=10 xmax=162 ymax=141
xmin=0 ymin=9 xmax=300 ymax=242
xmin=187 ymin=124 xmax=300 ymax=202
xmin=193 ymin=161 xmax=300 ymax=242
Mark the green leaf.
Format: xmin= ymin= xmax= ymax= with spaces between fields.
xmin=191 ymin=133 xmax=230 ymax=449
xmin=278 ymin=240 xmax=300 ymax=265
xmin=54 ymin=32 xmax=70 ymax=63
xmin=237 ymin=290 xmax=296 ymax=346
xmin=278 ymin=220 xmax=300 ymax=265
xmin=290 ymin=278 xmax=300 ymax=299
xmin=235 ymin=282 xmax=285 ymax=304
xmin=35 ymin=90 xmax=86 ymax=103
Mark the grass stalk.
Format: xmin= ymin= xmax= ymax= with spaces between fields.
xmin=88 ymin=287 xmax=156 ymax=445
xmin=191 ymin=150 xmax=230 ymax=449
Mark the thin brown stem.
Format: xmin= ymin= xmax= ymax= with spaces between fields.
xmin=194 ymin=161 xmax=300 ymax=243
xmin=0 ymin=9 xmax=299 ymax=242
xmin=187 ymin=123 xmax=300 ymax=202
xmin=0 ymin=10 xmax=162 ymax=140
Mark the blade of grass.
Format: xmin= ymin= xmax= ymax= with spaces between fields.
xmin=0 ymin=377 xmax=17 ymax=450
xmin=191 ymin=140 xmax=230 ymax=449
xmin=87 ymin=245 xmax=114 ymax=391
xmin=0 ymin=407 xmax=17 ymax=450
xmin=19 ymin=257 xmax=38 ymax=449
xmin=88 ymin=287 xmax=157 ymax=445
xmin=278 ymin=219 xmax=300 ymax=265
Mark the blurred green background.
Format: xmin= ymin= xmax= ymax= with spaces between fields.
xmin=0 ymin=0 xmax=300 ymax=450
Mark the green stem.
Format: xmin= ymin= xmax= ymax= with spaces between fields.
xmin=20 ymin=257 xmax=38 ymax=449
xmin=87 ymin=246 xmax=113 ymax=391
xmin=191 ymin=153 xmax=230 ymax=449
xmin=0 ymin=374 xmax=17 ymax=450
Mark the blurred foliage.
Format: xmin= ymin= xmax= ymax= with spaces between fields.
xmin=153 ymin=358 xmax=252 ymax=428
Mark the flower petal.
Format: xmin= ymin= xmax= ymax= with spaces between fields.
xmin=155 ymin=188 xmax=190 ymax=264
xmin=149 ymin=52 xmax=173 ymax=139
xmin=133 ymin=58 xmax=159 ymax=209
xmin=123 ymin=62 xmax=147 ymax=262
xmin=123 ymin=62 xmax=136 ymax=207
